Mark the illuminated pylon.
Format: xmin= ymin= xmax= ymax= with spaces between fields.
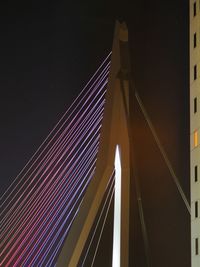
xmin=57 ymin=21 xmax=133 ymax=267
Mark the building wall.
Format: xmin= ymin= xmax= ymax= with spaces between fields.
xmin=190 ymin=1 xmax=200 ymax=266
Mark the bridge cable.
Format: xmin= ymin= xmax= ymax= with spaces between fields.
xmin=80 ymin=170 xmax=115 ymax=267
xmin=1 ymin=59 xmax=110 ymax=214
xmin=0 ymin=51 xmax=111 ymax=204
xmin=135 ymin=90 xmax=191 ymax=214
xmin=1 ymin=89 xmax=107 ymax=239
xmin=1 ymin=54 xmax=111 ymax=266
xmin=1 ymin=65 xmax=109 ymax=224
xmin=90 ymin=176 xmax=115 ymax=267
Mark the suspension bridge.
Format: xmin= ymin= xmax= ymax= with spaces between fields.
xmin=0 ymin=22 xmax=190 ymax=267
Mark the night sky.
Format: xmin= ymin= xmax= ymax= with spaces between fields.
xmin=1 ymin=0 xmax=190 ymax=266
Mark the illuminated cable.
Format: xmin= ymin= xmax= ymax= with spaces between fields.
xmin=1 ymin=56 xmax=110 ymax=209
xmin=1 ymin=54 xmax=111 ymax=266
xmin=1 ymin=116 xmax=103 ymax=262
xmin=20 ymin=138 xmax=100 ymax=266
xmin=1 ymin=66 xmax=109 ymax=218
xmin=1 ymin=122 xmax=101 ymax=266
xmin=34 ymin=157 xmax=97 ymax=266
xmin=1 ymin=111 xmax=104 ymax=255
xmin=1 ymin=81 xmax=107 ymax=237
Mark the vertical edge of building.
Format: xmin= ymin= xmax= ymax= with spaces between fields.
xmin=190 ymin=0 xmax=200 ymax=266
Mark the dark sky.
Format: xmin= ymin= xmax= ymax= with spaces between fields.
xmin=1 ymin=0 xmax=190 ymax=266
xmin=0 ymin=1 xmax=115 ymax=193
xmin=0 ymin=0 xmax=188 ymax=194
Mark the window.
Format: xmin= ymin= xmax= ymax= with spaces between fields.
xmin=194 ymin=130 xmax=198 ymax=147
xmin=194 ymin=33 xmax=197 ymax=48
xmin=195 ymin=238 xmax=199 ymax=255
xmin=195 ymin=165 xmax=198 ymax=182
xmin=195 ymin=201 xmax=198 ymax=218
xmin=194 ymin=97 xmax=197 ymax=113
xmin=194 ymin=65 xmax=197 ymax=80
xmin=194 ymin=2 xmax=197 ymax=16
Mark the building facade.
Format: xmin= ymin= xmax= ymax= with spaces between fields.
xmin=190 ymin=0 xmax=200 ymax=266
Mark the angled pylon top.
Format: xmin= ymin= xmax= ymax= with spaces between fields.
xmin=118 ymin=21 xmax=128 ymax=41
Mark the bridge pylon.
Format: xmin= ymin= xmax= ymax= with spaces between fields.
xmin=57 ymin=21 xmax=133 ymax=267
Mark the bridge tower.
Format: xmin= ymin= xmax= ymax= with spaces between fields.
xmin=57 ymin=21 xmax=133 ymax=267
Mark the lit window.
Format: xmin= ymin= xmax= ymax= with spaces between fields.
xmin=194 ymin=65 xmax=197 ymax=80
xmin=195 ymin=238 xmax=199 ymax=255
xmin=195 ymin=165 xmax=198 ymax=182
xmin=194 ymin=97 xmax=197 ymax=113
xmin=194 ymin=33 xmax=197 ymax=48
xmin=194 ymin=130 xmax=198 ymax=147
xmin=195 ymin=201 xmax=198 ymax=218
xmin=194 ymin=131 xmax=198 ymax=147
xmin=194 ymin=2 xmax=197 ymax=16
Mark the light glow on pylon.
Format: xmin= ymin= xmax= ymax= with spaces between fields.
xmin=112 ymin=145 xmax=122 ymax=267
